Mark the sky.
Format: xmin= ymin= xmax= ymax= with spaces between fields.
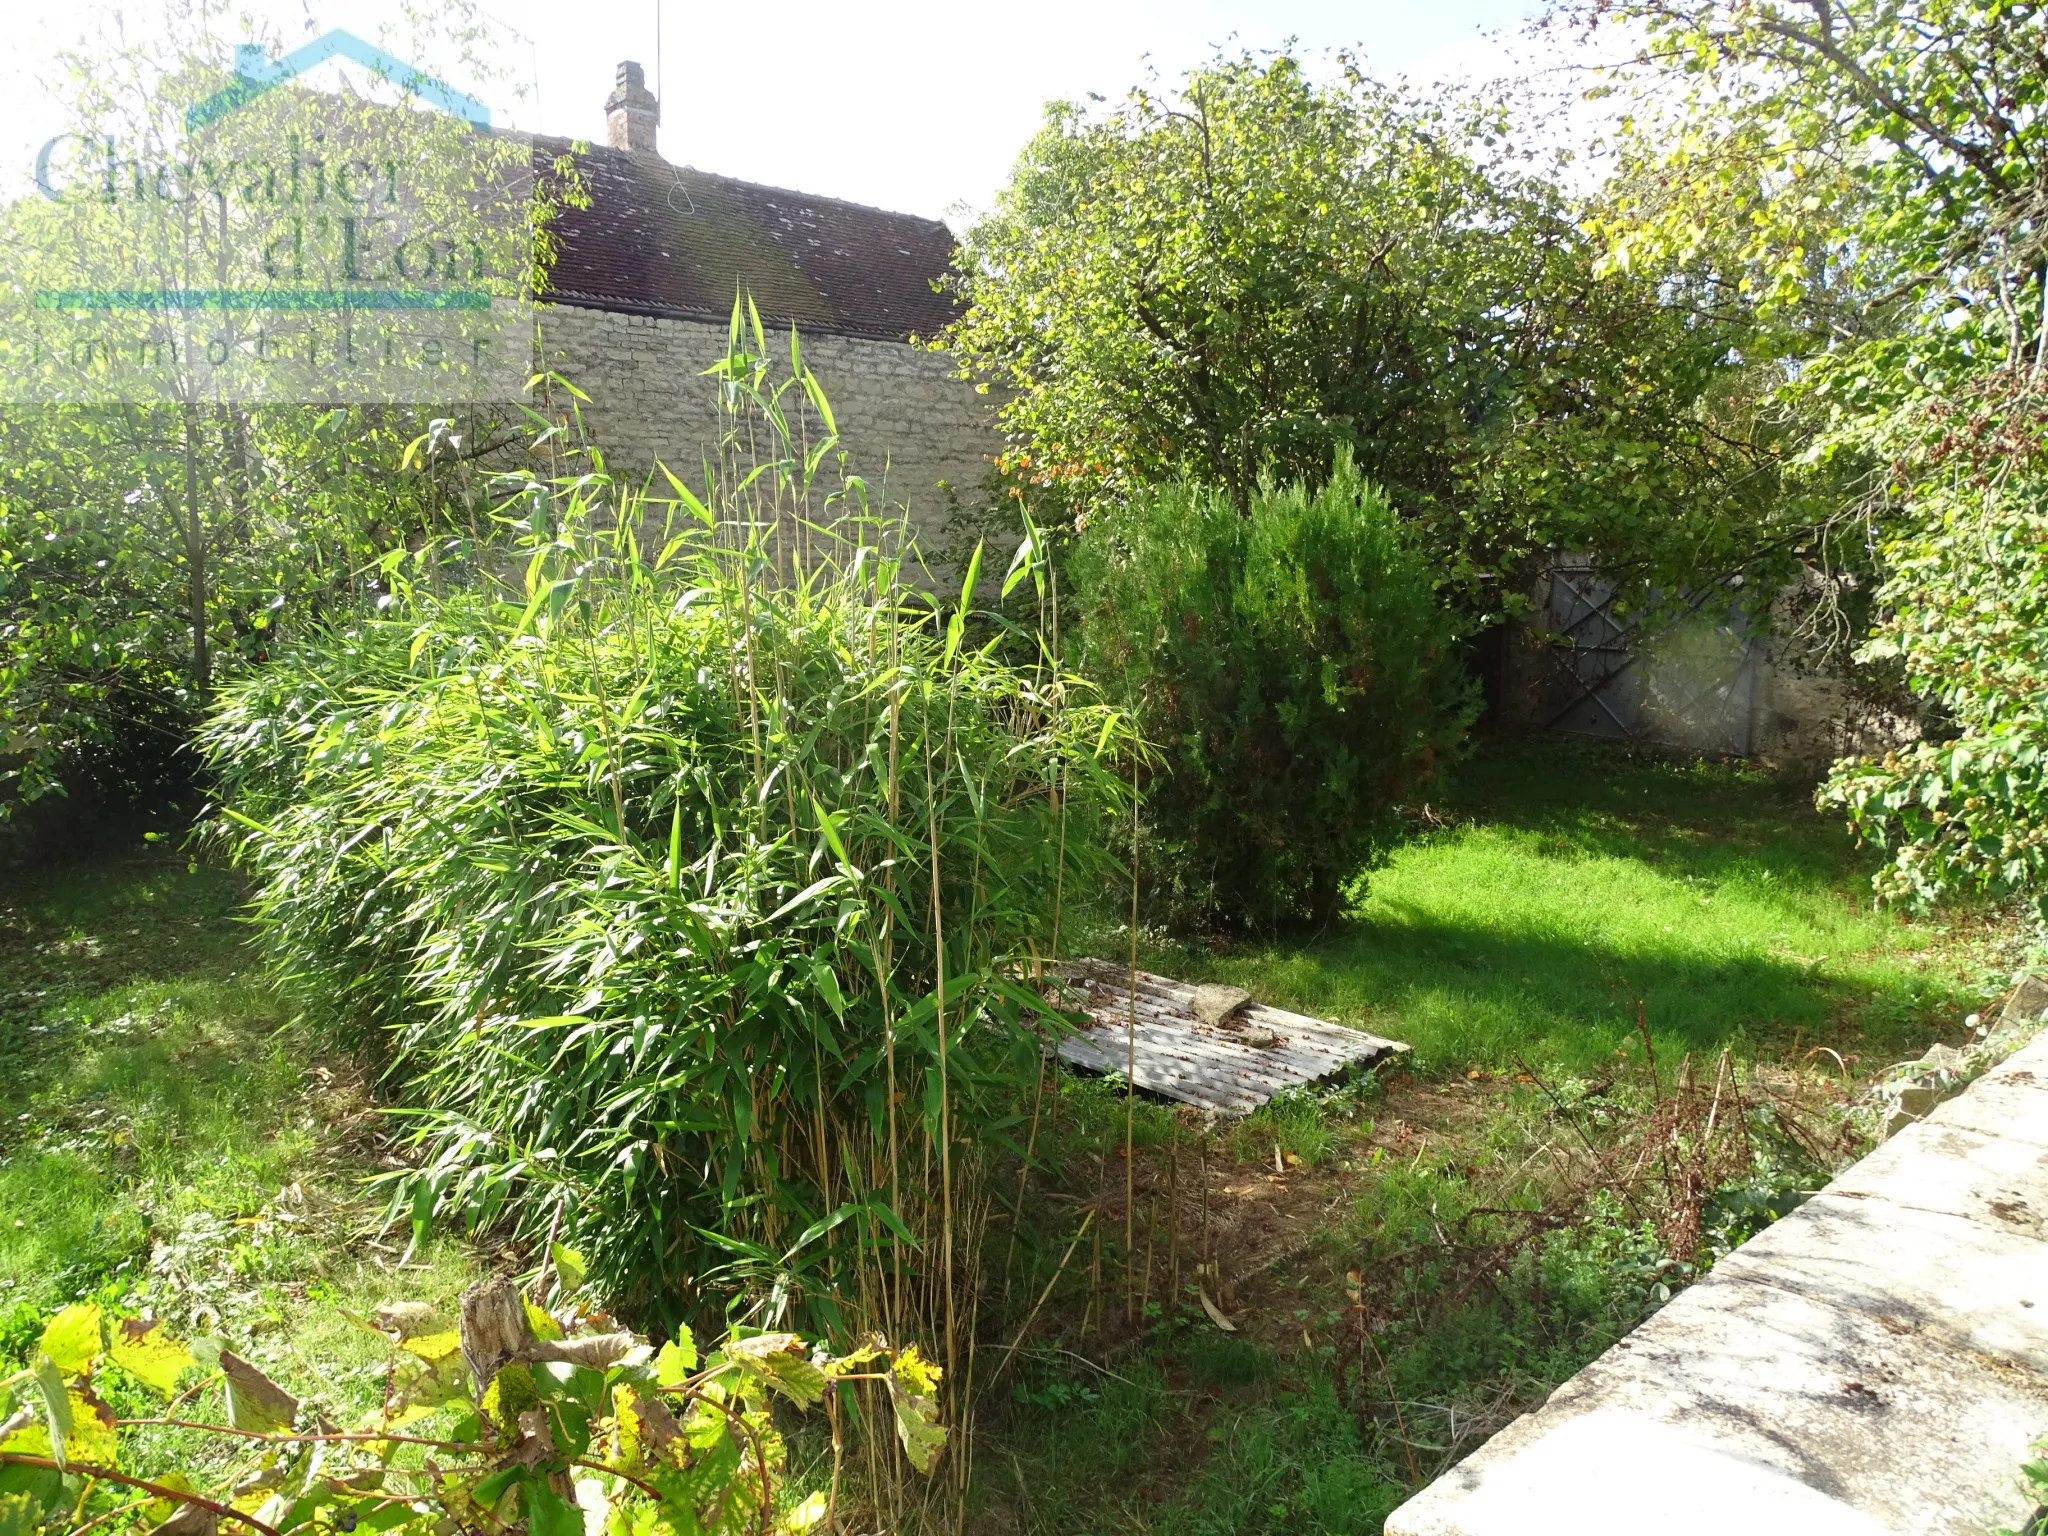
xmin=1 ymin=0 xmax=1566 ymax=227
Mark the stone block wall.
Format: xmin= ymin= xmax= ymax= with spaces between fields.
xmin=535 ymin=304 xmax=1000 ymax=545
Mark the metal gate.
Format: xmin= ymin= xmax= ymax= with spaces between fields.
xmin=1537 ymin=561 xmax=1762 ymax=757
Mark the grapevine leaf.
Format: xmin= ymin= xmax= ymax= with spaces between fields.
xmin=784 ymin=1491 xmax=830 ymax=1532
xmin=724 ymin=1333 xmax=826 ymax=1403
xmin=890 ymin=1345 xmax=941 ymax=1397
xmin=64 ymin=1386 xmax=118 ymax=1469
xmin=110 ymin=1317 xmax=196 ymax=1397
xmin=654 ymin=1330 xmax=697 ymax=1386
xmin=220 ymin=1350 xmax=299 ymax=1434
xmin=548 ymin=1244 xmax=588 ymax=1293
xmin=141 ymin=1472 xmax=197 ymax=1524
xmin=471 ymin=1466 xmax=525 ymax=1508
xmin=523 ymin=1298 xmax=563 ymax=1343
xmin=755 ymin=1353 xmax=826 ymax=1409
xmin=398 ymin=1331 xmax=463 ymax=1365
xmin=886 ymin=1375 xmax=947 ymax=1475
xmin=522 ymin=1484 xmax=582 ymax=1536
xmin=38 ymin=1306 xmax=101 ymax=1377
xmin=30 ymin=1356 xmax=69 ymax=1468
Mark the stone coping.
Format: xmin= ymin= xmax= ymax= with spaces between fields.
xmin=1384 ymin=1022 xmax=2048 ymax=1536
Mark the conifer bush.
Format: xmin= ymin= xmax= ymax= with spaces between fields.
xmin=1071 ymin=455 xmax=1476 ymax=929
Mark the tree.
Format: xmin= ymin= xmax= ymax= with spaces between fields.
xmin=0 ymin=0 xmax=548 ymax=813
xmin=1575 ymin=0 xmax=2048 ymax=905
xmin=0 ymin=404 xmax=507 ymax=808
xmin=943 ymin=50 xmax=1797 ymax=617
xmin=1585 ymin=0 xmax=2044 ymax=349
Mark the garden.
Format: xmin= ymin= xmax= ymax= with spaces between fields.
xmin=4 ymin=1 xmax=2048 ymax=1534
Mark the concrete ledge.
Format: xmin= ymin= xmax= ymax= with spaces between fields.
xmin=1384 ymin=1028 xmax=2048 ymax=1536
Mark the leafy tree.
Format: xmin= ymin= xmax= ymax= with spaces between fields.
xmin=1071 ymin=455 xmax=1477 ymax=929
xmin=0 ymin=402 xmax=518 ymax=811
xmin=1819 ymin=393 xmax=2048 ymax=907
xmin=1577 ymin=0 xmax=2048 ymax=904
xmin=0 ymin=1 xmax=551 ymax=815
xmin=1586 ymin=0 xmax=2043 ymax=342
xmin=944 ymin=50 xmax=1795 ymax=615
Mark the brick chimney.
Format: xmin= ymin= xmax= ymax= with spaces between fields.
xmin=604 ymin=61 xmax=659 ymax=154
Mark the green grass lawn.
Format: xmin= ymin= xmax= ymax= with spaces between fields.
xmin=0 ymin=851 xmax=478 ymax=1398
xmin=1130 ymin=739 xmax=2008 ymax=1077
xmin=0 ymin=738 xmax=2022 ymax=1536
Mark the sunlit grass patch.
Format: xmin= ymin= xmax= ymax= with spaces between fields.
xmin=1132 ymin=740 xmax=2002 ymax=1077
xmin=0 ymin=851 xmax=483 ymax=1406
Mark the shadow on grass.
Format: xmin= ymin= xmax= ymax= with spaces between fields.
xmin=1226 ymin=914 xmax=1960 ymax=1076
xmin=1136 ymin=739 xmax=1989 ymax=1078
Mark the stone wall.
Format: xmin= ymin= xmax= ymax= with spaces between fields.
xmin=1384 ymin=983 xmax=2048 ymax=1536
xmin=535 ymin=304 xmax=1000 ymax=545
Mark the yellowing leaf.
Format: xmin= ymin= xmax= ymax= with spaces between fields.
xmin=523 ymin=1299 xmax=563 ymax=1343
xmin=109 ymin=1317 xmax=196 ymax=1397
xmin=654 ymin=1331 xmax=697 ymax=1386
xmin=0 ymin=1423 xmax=50 ymax=1458
xmin=722 ymin=1333 xmax=825 ymax=1406
xmin=39 ymin=1305 xmax=101 ymax=1376
xmin=781 ymin=1491 xmax=829 ymax=1532
xmin=220 ymin=1349 xmax=298 ymax=1434
xmin=889 ymin=1345 xmax=942 ymax=1398
xmin=141 ymin=1471 xmax=196 ymax=1523
xmin=755 ymin=1353 xmax=826 ymax=1409
xmin=64 ymin=1387 xmax=119 ymax=1469
xmin=610 ymin=1384 xmax=682 ymax=1473
xmin=373 ymin=1402 xmax=438 ymax=1432
xmin=723 ymin=1333 xmax=801 ymax=1362
xmin=887 ymin=1376 xmax=947 ymax=1475
xmin=398 ymin=1330 xmax=463 ymax=1365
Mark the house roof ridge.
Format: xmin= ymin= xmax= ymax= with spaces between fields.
xmin=529 ymin=132 xmax=953 ymax=236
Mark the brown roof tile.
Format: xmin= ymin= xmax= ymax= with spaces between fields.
xmin=532 ymin=135 xmax=959 ymax=342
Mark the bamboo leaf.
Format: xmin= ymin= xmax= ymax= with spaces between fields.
xmin=769 ymin=876 xmax=843 ymax=922
xmin=667 ymin=802 xmax=684 ymax=893
xmin=811 ymin=797 xmax=860 ymax=878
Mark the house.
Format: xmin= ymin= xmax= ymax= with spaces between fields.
xmin=530 ymin=62 xmax=998 ymax=536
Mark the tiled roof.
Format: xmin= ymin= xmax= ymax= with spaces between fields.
xmin=532 ymin=136 xmax=959 ymax=342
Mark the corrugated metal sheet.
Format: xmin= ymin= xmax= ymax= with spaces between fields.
xmin=1051 ymin=959 xmax=1407 ymax=1116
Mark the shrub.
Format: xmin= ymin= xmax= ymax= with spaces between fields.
xmin=202 ymin=338 xmax=1135 ymax=1342
xmin=1821 ymin=410 xmax=2048 ymax=910
xmin=0 ymin=1284 xmax=944 ymax=1536
xmin=1071 ymin=456 xmax=1478 ymax=928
